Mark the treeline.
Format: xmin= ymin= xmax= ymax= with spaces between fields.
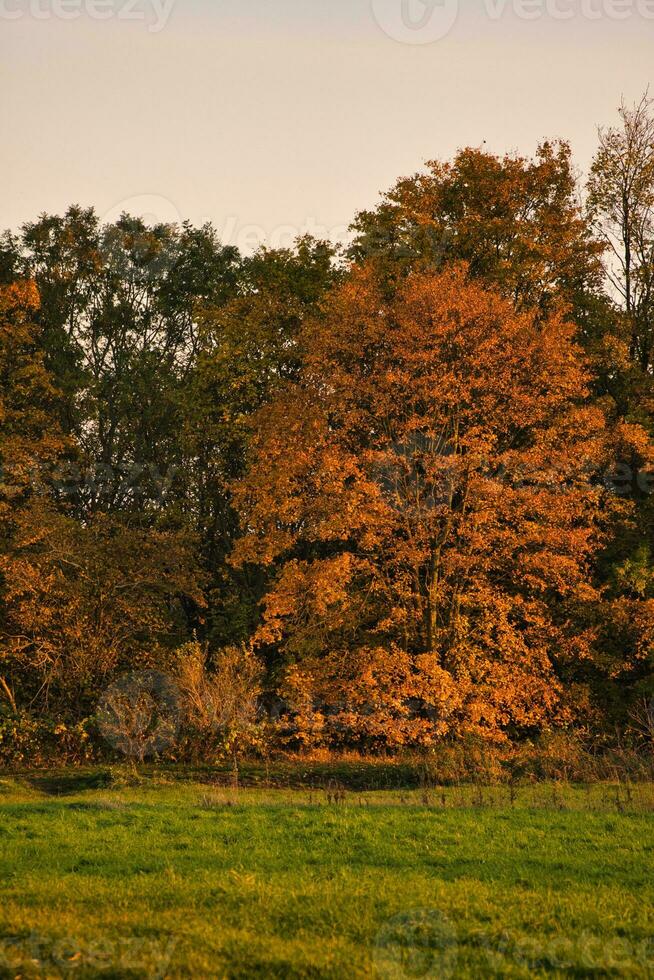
xmin=1 ymin=95 xmax=653 ymax=763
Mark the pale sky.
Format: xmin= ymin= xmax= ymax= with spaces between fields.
xmin=2 ymin=0 xmax=652 ymax=251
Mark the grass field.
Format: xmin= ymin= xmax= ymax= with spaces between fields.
xmin=0 ymin=771 xmax=653 ymax=978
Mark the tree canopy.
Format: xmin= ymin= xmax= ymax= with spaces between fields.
xmin=1 ymin=98 xmax=654 ymax=757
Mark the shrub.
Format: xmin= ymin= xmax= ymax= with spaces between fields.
xmin=175 ymin=642 xmax=265 ymax=764
xmin=0 ymin=712 xmax=96 ymax=768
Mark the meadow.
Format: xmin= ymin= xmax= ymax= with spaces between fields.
xmin=0 ymin=770 xmax=653 ymax=978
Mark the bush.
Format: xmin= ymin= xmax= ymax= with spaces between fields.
xmin=0 ymin=712 xmax=97 ymax=768
xmin=175 ymin=642 xmax=265 ymax=763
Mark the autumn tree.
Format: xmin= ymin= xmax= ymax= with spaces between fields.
xmin=0 ymin=280 xmax=69 ymax=712
xmin=234 ymin=265 xmax=613 ymax=744
xmin=2 ymin=504 xmax=203 ymax=714
xmin=180 ymin=237 xmax=339 ymax=647
xmin=0 ymin=280 xmax=69 ymax=506
xmin=350 ymin=142 xmax=604 ymax=324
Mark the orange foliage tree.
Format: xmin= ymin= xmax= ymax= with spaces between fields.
xmin=0 ymin=280 xmax=70 ymax=712
xmin=233 ymin=265 xmax=612 ymax=745
xmin=350 ymin=142 xmax=604 ymax=319
xmin=0 ymin=281 xmax=69 ymax=505
xmin=3 ymin=504 xmax=204 ymax=711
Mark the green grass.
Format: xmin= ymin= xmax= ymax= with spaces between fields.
xmin=0 ymin=773 xmax=653 ymax=978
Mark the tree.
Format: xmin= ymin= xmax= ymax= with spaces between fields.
xmin=233 ymin=265 xmax=612 ymax=744
xmin=180 ymin=237 xmax=340 ymax=648
xmin=1 ymin=208 xmax=243 ymax=516
xmin=0 ymin=280 xmax=70 ymax=712
xmin=588 ymin=92 xmax=654 ymax=374
xmin=587 ymin=95 xmax=654 ymax=716
xmin=0 ymin=279 xmax=204 ymax=717
xmin=1 ymin=502 xmax=204 ymax=714
xmin=0 ymin=280 xmax=70 ymax=504
xmin=350 ymin=142 xmax=604 ymax=323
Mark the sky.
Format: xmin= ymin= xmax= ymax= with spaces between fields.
xmin=2 ymin=0 xmax=653 ymax=252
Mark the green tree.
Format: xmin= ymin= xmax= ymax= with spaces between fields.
xmin=2 ymin=207 xmax=243 ymax=517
